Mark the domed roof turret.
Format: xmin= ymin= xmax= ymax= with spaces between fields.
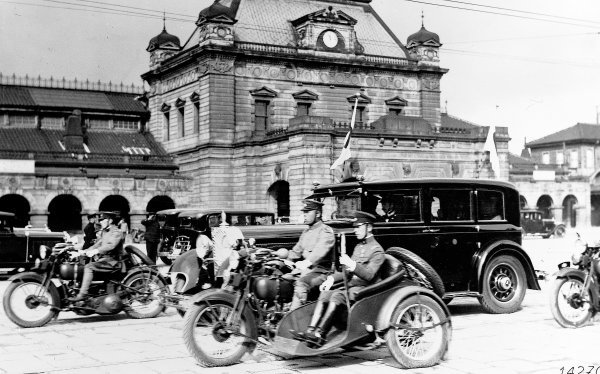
xmin=196 ymin=0 xmax=238 ymax=25
xmin=147 ymin=27 xmax=181 ymax=52
xmin=407 ymin=26 xmax=440 ymax=45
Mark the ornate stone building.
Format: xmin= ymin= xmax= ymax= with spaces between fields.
xmin=142 ymin=0 xmax=509 ymax=220
xmin=0 ymin=74 xmax=190 ymax=231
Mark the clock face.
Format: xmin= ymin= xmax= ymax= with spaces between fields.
xmin=322 ymin=30 xmax=339 ymax=48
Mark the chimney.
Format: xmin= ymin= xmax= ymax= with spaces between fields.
xmin=64 ymin=109 xmax=84 ymax=151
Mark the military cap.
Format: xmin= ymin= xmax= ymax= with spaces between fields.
xmin=98 ymin=211 xmax=118 ymax=221
xmin=352 ymin=210 xmax=376 ymax=225
xmin=301 ymin=199 xmax=324 ymax=212
xmin=87 ymin=213 xmax=96 ymax=219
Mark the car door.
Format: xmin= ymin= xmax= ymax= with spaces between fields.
xmin=0 ymin=229 xmax=26 ymax=269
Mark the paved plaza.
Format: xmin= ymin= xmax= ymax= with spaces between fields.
xmin=1 ymin=232 xmax=600 ymax=374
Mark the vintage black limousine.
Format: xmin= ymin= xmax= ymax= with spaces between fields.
xmin=0 ymin=211 xmax=67 ymax=275
xmin=242 ymin=178 xmax=540 ymax=314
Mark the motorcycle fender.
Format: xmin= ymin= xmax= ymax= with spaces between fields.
xmin=169 ymin=250 xmax=200 ymax=293
xmin=6 ymin=272 xmax=63 ymax=309
xmin=553 ymin=267 xmax=600 ymax=308
xmin=190 ymin=289 xmax=258 ymax=341
xmin=375 ymin=285 xmax=451 ymax=332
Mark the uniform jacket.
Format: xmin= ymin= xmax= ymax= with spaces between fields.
xmin=88 ymin=225 xmax=124 ymax=265
xmin=288 ymin=220 xmax=335 ymax=267
xmin=332 ymin=236 xmax=385 ymax=288
xmin=141 ymin=219 xmax=160 ymax=242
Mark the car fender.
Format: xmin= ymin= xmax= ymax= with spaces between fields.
xmin=473 ymin=240 xmax=540 ymax=292
xmin=169 ymin=250 xmax=200 ymax=293
xmin=7 ymin=272 xmax=63 ymax=308
xmin=375 ymin=285 xmax=451 ymax=332
xmin=552 ymin=267 xmax=600 ymax=307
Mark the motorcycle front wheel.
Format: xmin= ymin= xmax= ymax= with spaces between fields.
xmin=124 ymin=271 xmax=167 ymax=319
xmin=550 ymin=276 xmax=593 ymax=328
xmin=3 ymin=279 xmax=59 ymax=328
xmin=385 ymin=295 xmax=450 ymax=368
xmin=183 ymin=299 xmax=255 ymax=367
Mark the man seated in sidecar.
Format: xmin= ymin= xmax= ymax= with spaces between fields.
xmin=290 ymin=210 xmax=385 ymax=345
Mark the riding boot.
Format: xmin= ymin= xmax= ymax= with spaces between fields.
xmin=310 ymin=302 xmax=338 ymax=345
xmin=290 ymin=301 xmax=326 ymax=341
xmin=69 ymin=268 xmax=93 ymax=302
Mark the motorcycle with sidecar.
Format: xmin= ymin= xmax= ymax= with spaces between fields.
xmin=2 ymin=238 xmax=167 ymax=327
xmin=182 ymin=238 xmax=452 ymax=369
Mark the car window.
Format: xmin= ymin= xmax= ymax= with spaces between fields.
xmin=179 ymin=217 xmax=193 ymax=228
xmin=322 ymin=194 xmax=361 ymax=220
xmin=208 ymin=215 xmax=220 ymax=228
xmin=232 ymin=215 xmax=251 ymax=226
xmin=477 ymin=189 xmax=505 ymax=221
xmin=253 ymin=214 xmax=274 ymax=225
xmin=373 ymin=190 xmax=421 ymax=222
xmin=431 ymin=189 xmax=472 ymax=221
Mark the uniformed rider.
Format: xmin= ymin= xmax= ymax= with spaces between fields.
xmin=69 ymin=211 xmax=125 ymax=302
xmin=292 ymin=210 xmax=385 ymax=345
xmin=287 ymin=199 xmax=335 ymax=310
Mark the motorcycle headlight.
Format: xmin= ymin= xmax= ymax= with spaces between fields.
xmin=571 ymin=252 xmax=583 ymax=266
xmin=39 ymin=245 xmax=48 ymax=260
xmin=571 ymin=239 xmax=587 ymax=265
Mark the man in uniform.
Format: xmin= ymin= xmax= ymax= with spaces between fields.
xmin=141 ymin=212 xmax=160 ymax=263
xmin=82 ymin=214 xmax=97 ymax=250
xmin=69 ymin=211 xmax=125 ymax=302
xmin=287 ymin=199 xmax=335 ymax=310
xmin=291 ymin=210 xmax=385 ymax=345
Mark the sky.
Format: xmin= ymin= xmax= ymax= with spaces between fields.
xmin=1 ymin=0 xmax=599 ymax=154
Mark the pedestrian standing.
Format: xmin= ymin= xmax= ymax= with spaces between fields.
xmin=141 ymin=213 xmax=160 ymax=263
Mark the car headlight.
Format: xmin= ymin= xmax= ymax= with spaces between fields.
xmin=39 ymin=245 xmax=48 ymax=259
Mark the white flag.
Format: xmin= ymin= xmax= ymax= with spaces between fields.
xmin=331 ymin=97 xmax=359 ymax=170
xmin=483 ymin=125 xmax=501 ymax=178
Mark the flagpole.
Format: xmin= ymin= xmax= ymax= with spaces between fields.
xmin=330 ymin=95 xmax=359 ymax=170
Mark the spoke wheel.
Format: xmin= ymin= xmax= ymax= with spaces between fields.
xmin=385 ymin=295 xmax=449 ymax=368
xmin=124 ymin=271 xmax=166 ymax=319
xmin=3 ymin=280 xmax=59 ymax=328
xmin=183 ymin=300 xmax=254 ymax=367
xmin=550 ymin=276 xmax=593 ymax=328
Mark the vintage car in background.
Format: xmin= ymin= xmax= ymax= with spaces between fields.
xmin=157 ymin=209 xmax=277 ymax=263
xmin=155 ymin=208 xmax=199 ymax=265
xmin=520 ymin=209 xmax=566 ymax=238
xmin=0 ymin=211 xmax=67 ymax=276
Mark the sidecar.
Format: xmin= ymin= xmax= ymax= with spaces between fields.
xmin=275 ymin=252 xmax=452 ymax=368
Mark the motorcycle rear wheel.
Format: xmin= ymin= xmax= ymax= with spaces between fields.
xmin=3 ymin=280 xmax=59 ymax=328
xmin=183 ymin=300 xmax=254 ymax=367
xmin=550 ymin=276 xmax=593 ymax=328
xmin=124 ymin=271 xmax=167 ymax=319
xmin=385 ymin=295 xmax=450 ymax=368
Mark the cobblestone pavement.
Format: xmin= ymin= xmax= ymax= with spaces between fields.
xmin=1 ymin=232 xmax=600 ymax=374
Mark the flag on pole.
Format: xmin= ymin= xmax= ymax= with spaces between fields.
xmin=331 ymin=96 xmax=359 ymax=170
xmin=483 ymin=125 xmax=501 ymax=179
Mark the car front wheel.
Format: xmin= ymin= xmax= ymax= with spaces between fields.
xmin=479 ymin=255 xmax=526 ymax=314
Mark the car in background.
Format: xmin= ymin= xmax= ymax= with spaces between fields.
xmin=0 ymin=211 xmax=67 ymax=276
xmin=521 ymin=209 xmax=566 ymax=238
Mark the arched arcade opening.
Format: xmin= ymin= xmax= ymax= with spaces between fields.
xmin=519 ymin=195 xmax=528 ymax=210
xmin=0 ymin=194 xmax=31 ymax=228
xmin=267 ymin=180 xmax=290 ymax=221
xmin=536 ymin=195 xmax=554 ymax=219
xmin=99 ymin=195 xmax=130 ymax=226
xmin=48 ymin=194 xmax=82 ymax=232
xmin=563 ymin=195 xmax=578 ymax=228
xmin=146 ymin=195 xmax=175 ymax=213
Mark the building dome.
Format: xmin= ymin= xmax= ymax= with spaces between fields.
xmin=197 ymin=1 xmax=237 ymax=24
xmin=147 ymin=27 xmax=181 ymax=52
xmin=407 ymin=26 xmax=440 ymax=45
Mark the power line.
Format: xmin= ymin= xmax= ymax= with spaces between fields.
xmin=74 ymin=0 xmax=197 ymax=20
xmin=446 ymin=32 xmax=599 ymax=45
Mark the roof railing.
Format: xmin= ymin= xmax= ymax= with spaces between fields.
xmin=0 ymin=73 xmax=144 ymax=94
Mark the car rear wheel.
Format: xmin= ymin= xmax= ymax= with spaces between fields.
xmin=479 ymin=255 xmax=526 ymax=314
xmin=553 ymin=226 xmax=566 ymax=238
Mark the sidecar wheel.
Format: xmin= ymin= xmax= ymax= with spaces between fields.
xmin=3 ymin=280 xmax=59 ymax=328
xmin=385 ymin=295 xmax=450 ymax=368
xmin=124 ymin=271 xmax=167 ymax=319
xmin=550 ymin=276 xmax=593 ymax=328
xmin=183 ymin=300 xmax=255 ymax=367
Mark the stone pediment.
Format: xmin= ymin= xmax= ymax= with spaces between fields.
xmin=407 ymin=39 xmax=441 ymax=49
xmin=160 ymin=103 xmax=171 ymax=112
xmin=292 ymin=7 xmax=357 ymax=27
xmin=371 ymin=114 xmax=432 ymax=136
xmin=347 ymin=93 xmax=371 ymax=105
xmin=385 ymin=96 xmax=408 ymax=107
xmin=250 ymin=86 xmax=278 ymax=98
xmin=197 ymin=14 xmax=237 ymax=26
xmin=189 ymin=91 xmax=200 ymax=102
xmin=292 ymin=89 xmax=319 ymax=101
xmin=175 ymin=98 xmax=186 ymax=108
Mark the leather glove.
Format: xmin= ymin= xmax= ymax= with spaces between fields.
xmin=295 ymin=259 xmax=312 ymax=271
xmin=320 ymin=276 xmax=334 ymax=292
xmin=340 ymin=254 xmax=356 ymax=272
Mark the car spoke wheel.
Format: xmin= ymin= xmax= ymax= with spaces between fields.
xmin=480 ymin=255 xmax=526 ymax=313
xmin=183 ymin=300 xmax=254 ymax=367
xmin=550 ymin=277 xmax=593 ymax=328
xmin=385 ymin=295 xmax=450 ymax=368
xmin=554 ymin=226 xmax=566 ymax=238
xmin=124 ymin=271 xmax=167 ymax=319
xmin=3 ymin=280 xmax=59 ymax=328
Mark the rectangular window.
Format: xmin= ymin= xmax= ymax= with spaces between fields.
xmin=297 ymin=103 xmax=310 ymax=117
xmin=193 ymin=101 xmax=200 ymax=134
xmin=569 ymin=149 xmax=578 ymax=168
xmin=374 ymin=190 xmax=422 ymax=223
xmin=542 ymin=152 xmax=550 ymax=164
xmin=586 ymin=148 xmax=594 ymax=168
xmin=178 ymin=106 xmax=185 ymax=137
xmin=556 ymin=151 xmax=564 ymax=165
xmin=163 ymin=112 xmax=170 ymax=141
xmin=356 ymin=107 xmax=365 ymax=125
xmin=255 ymin=101 xmax=268 ymax=133
xmin=431 ymin=189 xmax=472 ymax=221
xmin=41 ymin=117 xmax=64 ymax=128
xmin=477 ymin=190 xmax=505 ymax=221
xmin=113 ymin=120 xmax=138 ymax=130
xmin=389 ymin=108 xmax=402 ymax=116
xmin=9 ymin=115 xmax=36 ymax=126
xmin=86 ymin=119 xmax=110 ymax=129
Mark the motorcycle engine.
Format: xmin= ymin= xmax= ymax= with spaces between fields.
xmin=59 ymin=262 xmax=85 ymax=281
xmin=252 ymin=277 xmax=294 ymax=302
xmin=101 ymin=294 xmax=124 ymax=313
